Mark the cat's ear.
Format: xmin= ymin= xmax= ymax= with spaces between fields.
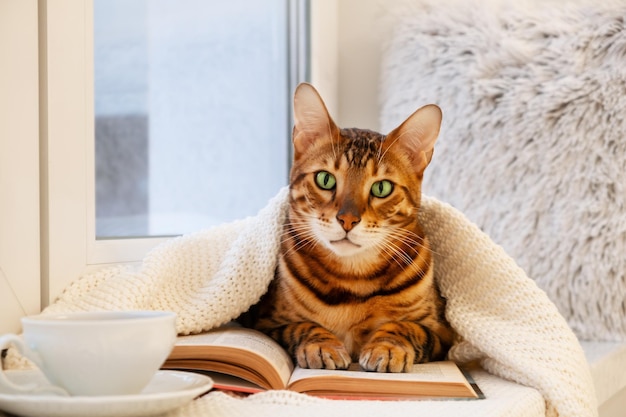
xmin=384 ymin=104 xmax=442 ymax=175
xmin=292 ymin=83 xmax=339 ymax=160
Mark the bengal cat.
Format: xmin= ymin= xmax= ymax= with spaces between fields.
xmin=252 ymin=83 xmax=454 ymax=373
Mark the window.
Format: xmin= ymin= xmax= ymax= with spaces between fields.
xmin=94 ymin=0 xmax=298 ymax=238
xmin=41 ymin=0 xmax=309 ymax=304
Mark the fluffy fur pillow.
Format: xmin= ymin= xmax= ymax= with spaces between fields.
xmin=380 ymin=0 xmax=626 ymax=341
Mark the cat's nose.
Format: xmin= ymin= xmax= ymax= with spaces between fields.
xmin=336 ymin=213 xmax=361 ymax=232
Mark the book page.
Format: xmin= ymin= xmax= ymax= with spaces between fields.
xmin=176 ymin=326 xmax=294 ymax=384
xmin=287 ymin=361 xmax=476 ymax=399
xmin=216 ymin=329 xmax=294 ymax=376
xmin=202 ymin=371 xmax=266 ymax=394
xmin=289 ymin=361 xmax=467 ymax=384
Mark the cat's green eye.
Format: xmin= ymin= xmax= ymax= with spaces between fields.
xmin=371 ymin=180 xmax=394 ymax=198
xmin=315 ymin=171 xmax=336 ymax=190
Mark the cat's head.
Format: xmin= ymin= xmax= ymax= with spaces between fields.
xmin=287 ymin=83 xmax=441 ymax=261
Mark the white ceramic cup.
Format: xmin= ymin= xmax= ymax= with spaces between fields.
xmin=0 ymin=311 xmax=177 ymax=396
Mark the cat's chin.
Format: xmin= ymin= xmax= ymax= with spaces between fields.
xmin=328 ymin=238 xmax=365 ymax=257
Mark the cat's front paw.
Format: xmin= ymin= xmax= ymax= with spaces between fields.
xmin=296 ymin=340 xmax=351 ymax=370
xmin=359 ymin=340 xmax=415 ymax=373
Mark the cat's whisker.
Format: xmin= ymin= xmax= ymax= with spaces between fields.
xmin=376 ymin=234 xmax=414 ymax=265
xmin=378 ymin=233 xmax=431 ymax=276
xmin=387 ymin=227 xmax=440 ymax=257
xmin=327 ymin=120 xmax=338 ymax=161
xmin=379 ymin=127 xmax=427 ymax=164
xmin=280 ymin=219 xmax=311 ymax=232
xmin=385 ymin=228 xmax=422 ymax=247
xmin=281 ymin=212 xmax=332 ymax=257
xmin=377 ymin=137 xmax=397 ymax=164
xmin=282 ymin=240 xmax=313 ymax=258
xmin=281 ymin=224 xmax=315 ymax=242
xmin=383 ymin=227 xmax=427 ymax=250
xmin=376 ymin=137 xmax=385 ymax=163
xmin=280 ymin=222 xmax=321 ymax=257
xmin=376 ymin=240 xmax=409 ymax=271
xmin=387 ymin=240 xmax=416 ymax=268
xmin=281 ymin=235 xmax=315 ymax=257
xmin=280 ymin=229 xmax=312 ymax=244
xmin=393 ymin=236 xmax=432 ymax=268
xmin=283 ymin=213 xmax=318 ymax=228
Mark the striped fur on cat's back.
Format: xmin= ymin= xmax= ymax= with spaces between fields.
xmin=253 ymin=83 xmax=454 ymax=373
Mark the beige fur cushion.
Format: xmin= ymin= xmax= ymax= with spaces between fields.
xmin=381 ymin=0 xmax=626 ymax=341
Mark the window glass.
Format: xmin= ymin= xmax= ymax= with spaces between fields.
xmin=94 ymin=0 xmax=290 ymax=238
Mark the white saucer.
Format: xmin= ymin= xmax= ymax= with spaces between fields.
xmin=0 ymin=370 xmax=213 ymax=417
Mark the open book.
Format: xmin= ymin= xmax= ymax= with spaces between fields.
xmin=162 ymin=324 xmax=482 ymax=400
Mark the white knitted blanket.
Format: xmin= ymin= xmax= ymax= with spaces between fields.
xmin=37 ymin=188 xmax=595 ymax=417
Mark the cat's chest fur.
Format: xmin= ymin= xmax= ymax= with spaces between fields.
xmin=274 ymin=254 xmax=437 ymax=359
xmin=316 ymin=301 xmax=389 ymax=356
xmin=311 ymin=296 xmax=405 ymax=356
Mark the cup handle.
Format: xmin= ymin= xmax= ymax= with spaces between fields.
xmin=0 ymin=334 xmax=69 ymax=396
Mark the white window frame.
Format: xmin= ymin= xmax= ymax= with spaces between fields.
xmin=40 ymin=0 xmax=168 ymax=305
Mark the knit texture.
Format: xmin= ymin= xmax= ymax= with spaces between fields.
xmin=30 ymin=187 xmax=596 ymax=417
xmin=45 ymin=188 xmax=289 ymax=334
xmin=380 ymin=0 xmax=626 ymax=342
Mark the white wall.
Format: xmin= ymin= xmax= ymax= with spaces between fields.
xmin=337 ymin=0 xmax=393 ymax=132
xmin=312 ymin=0 xmax=394 ymax=133
xmin=0 ymin=0 xmax=41 ymax=333
xmin=310 ymin=0 xmax=339 ymax=117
